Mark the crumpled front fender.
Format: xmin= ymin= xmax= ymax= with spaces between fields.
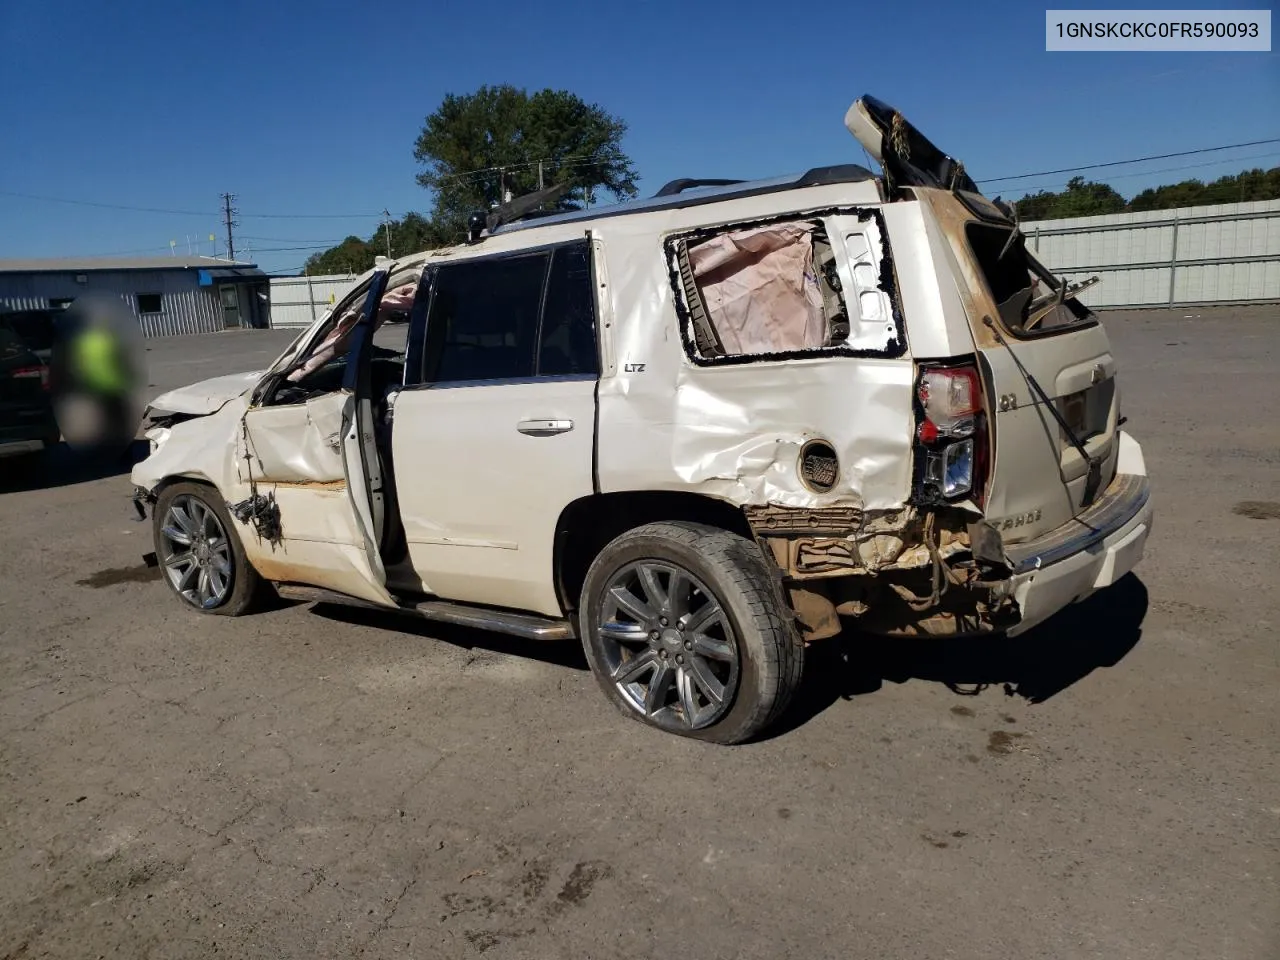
xmin=131 ymin=395 xmax=250 ymax=499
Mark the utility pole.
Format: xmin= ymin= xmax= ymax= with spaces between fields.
xmin=382 ymin=209 xmax=393 ymax=258
xmin=538 ymin=160 xmax=544 ymax=191
xmin=221 ymin=193 xmax=238 ymax=262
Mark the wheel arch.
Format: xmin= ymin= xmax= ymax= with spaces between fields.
xmin=552 ymin=490 xmax=756 ymax=616
xmin=145 ymin=470 xmax=220 ymax=501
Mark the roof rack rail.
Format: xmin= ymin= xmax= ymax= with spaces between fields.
xmin=652 ymin=178 xmax=746 ymax=198
xmin=469 ymin=182 xmax=572 ymax=241
xmin=794 ymin=164 xmax=877 ymax=187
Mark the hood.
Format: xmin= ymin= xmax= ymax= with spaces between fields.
xmin=148 ymin=370 xmax=264 ymax=416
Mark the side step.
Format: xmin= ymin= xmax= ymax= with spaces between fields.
xmin=274 ymin=583 xmax=576 ymax=641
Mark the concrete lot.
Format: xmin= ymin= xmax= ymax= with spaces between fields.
xmin=1 ymin=307 xmax=1277 ymax=959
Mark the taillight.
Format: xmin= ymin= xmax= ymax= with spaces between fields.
xmin=12 ymin=366 xmax=49 ymax=390
xmin=915 ymin=362 xmax=988 ymax=504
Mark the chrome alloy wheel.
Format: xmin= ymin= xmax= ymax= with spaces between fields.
xmin=159 ymin=494 xmax=234 ymax=609
xmin=596 ymin=560 xmax=740 ymax=731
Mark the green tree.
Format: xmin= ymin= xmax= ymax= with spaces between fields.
xmin=1015 ymin=177 xmax=1128 ymax=220
xmin=413 ymin=85 xmax=639 ymax=234
xmin=1011 ymin=189 xmax=1057 ymax=221
xmin=304 ymin=236 xmax=374 ymax=276
xmin=1130 ymin=167 xmax=1280 ymax=210
xmin=1017 ymin=166 xmax=1280 ymax=220
xmin=303 ymin=213 xmax=457 ymax=275
xmin=386 ymin=212 xmax=455 ymax=254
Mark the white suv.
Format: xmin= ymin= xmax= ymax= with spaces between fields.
xmin=131 ymin=96 xmax=1152 ymax=743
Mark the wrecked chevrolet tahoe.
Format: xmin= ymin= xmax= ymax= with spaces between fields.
xmin=131 ymin=96 xmax=1152 ymax=744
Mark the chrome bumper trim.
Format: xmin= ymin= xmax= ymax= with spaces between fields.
xmin=1004 ymin=473 xmax=1150 ymax=575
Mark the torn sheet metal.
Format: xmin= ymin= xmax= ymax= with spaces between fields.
xmin=597 ymin=211 xmax=917 ymax=513
xmin=130 ymin=396 xmax=253 ymax=496
xmin=829 ymin=214 xmax=901 ymax=352
xmin=238 ymin=391 xmax=348 ymax=484
xmin=600 ymin=348 xmax=916 ymax=511
xmin=147 ymin=370 xmax=264 ymax=416
xmin=749 ymin=504 xmax=971 ymax=576
xmin=667 ymin=365 xmax=912 ymax=508
xmin=687 ymin=222 xmax=826 ymax=355
xmin=228 ymin=492 xmax=282 ymax=543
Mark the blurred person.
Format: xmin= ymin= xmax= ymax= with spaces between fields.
xmin=49 ymin=294 xmax=145 ymax=461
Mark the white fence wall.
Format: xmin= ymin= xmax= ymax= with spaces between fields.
xmin=1023 ymin=199 xmax=1280 ymax=308
xmin=268 ymin=273 xmax=358 ymax=328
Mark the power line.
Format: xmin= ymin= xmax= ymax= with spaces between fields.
xmin=1010 ymin=150 xmax=1280 ymax=196
xmin=238 ymin=210 xmax=382 ymax=220
xmin=238 ymin=235 xmax=347 ymax=244
xmin=244 ymin=243 xmax=341 ymax=252
xmin=0 ymin=188 xmax=382 ymax=220
xmin=979 ymin=136 xmax=1280 ymax=185
xmin=0 ymin=189 xmax=213 ymax=216
xmin=431 ymin=154 xmax=608 ymax=185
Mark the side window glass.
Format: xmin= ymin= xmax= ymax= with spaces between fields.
xmin=538 ymin=243 xmax=599 ymax=377
xmin=424 ymin=254 xmax=548 ymax=383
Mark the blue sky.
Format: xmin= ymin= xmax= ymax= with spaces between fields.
xmin=1 ymin=0 xmax=1276 ymax=274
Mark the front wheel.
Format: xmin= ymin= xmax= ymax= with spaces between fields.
xmin=152 ymin=482 xmax=267 ymax=616
xmin=579 ymin=522 xmax=804 ymax=744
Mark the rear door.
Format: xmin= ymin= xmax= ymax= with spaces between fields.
xmin=923 ymin=191 xmax=1120 ymax=542
xmin=389 ymin=240 xmax=599 ymax=617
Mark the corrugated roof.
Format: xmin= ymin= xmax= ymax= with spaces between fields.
xmin=0 ymin=255 xmax=258 ymax=274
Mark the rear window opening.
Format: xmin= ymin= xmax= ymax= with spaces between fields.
xmin=966 ymin=223 xmax=1096 ymax=337
xmin=667 ymin=215 xmax=901 ymax=363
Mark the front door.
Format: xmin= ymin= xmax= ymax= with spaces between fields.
xmin=235 ymin=270 xmax=395 ymax=606
xmin=220 ymin=285 xmax=242 ymax=328
xmin=389 ymin=240 xmax=600 ymax=617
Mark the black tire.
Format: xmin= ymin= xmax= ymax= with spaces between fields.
xmin=152 ymin=481 xmax=267 ymax=617
xmin=579 ymin=521 xmax=804 ymax=744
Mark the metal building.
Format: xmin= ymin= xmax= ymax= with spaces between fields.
xmin=0 ymin=256 xmax=269 ymax=337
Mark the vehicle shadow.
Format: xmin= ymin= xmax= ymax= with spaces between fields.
xmin=0 ymin=440 xmax=150 ymax=494
xmin=305 ymin=573 xmax=1147 ymax=737
xmin=768 ymin=573 xmax=1150 ymax=738
xmin=308 ymin=603 xmax=590 ymax=671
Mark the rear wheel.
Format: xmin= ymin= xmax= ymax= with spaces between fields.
xmin=579 ymin=522 xmax=804 ymax=744
xmin=153 ymin=482 xmax=266 ymax=616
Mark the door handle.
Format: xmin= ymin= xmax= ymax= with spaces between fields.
xmin=517 ymin=419 xmax=574 ymax=436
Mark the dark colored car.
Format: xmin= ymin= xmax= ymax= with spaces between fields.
xmin=0 ymin=327 xmax=60 ymax=461
xmin=0 ymin=308 xmax=60 ymax=363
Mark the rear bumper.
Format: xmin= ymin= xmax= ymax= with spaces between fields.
xmin=1003 ymin=431 xmax=1152 ymax=637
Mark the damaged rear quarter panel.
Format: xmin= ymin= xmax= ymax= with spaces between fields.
xmin=594 ymin=211 xmax=916 ymax=514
